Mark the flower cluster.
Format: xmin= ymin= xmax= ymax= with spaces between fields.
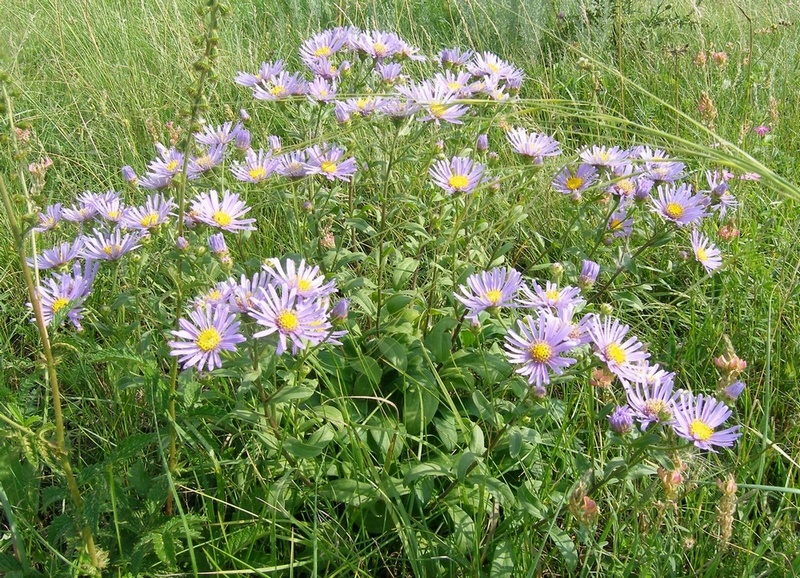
xmin=168 ymin=258 xmax=346 ymax=372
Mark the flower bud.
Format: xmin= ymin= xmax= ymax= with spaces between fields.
xmin=332 ymin=298 xmax=349 ymax=320
xmin=608 ymin=405 xmax=633 ymax=434
xmin=176 ymin=236 xmax=189 ymax=250
xmin=476 ymin=133 xmax=489 ymax=151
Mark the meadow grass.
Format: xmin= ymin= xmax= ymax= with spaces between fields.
xmin=1 ymin=0 xmax=800 ymax=576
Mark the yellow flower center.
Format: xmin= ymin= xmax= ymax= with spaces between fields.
xmin=207 ymin=290 xmax=222 ymax=301
xmin=356 ymin=98 xmax=370 ymax=110
xmin=643 ymin=399 xmax=666 ymax=418
xmin=166 ymin=160 xmax=179 ymax=172
xmin=599 ymin=151 xmax=610 ymax=162
xmin=447 ymin=81 xmax=462 ymax=90
xmin=320 ymin=161 xmax=338 ymax=174
xmin=270 ymin=85 xmax=285 ymax=96
xmin=314 ymin=46 xmax=331 ymax=57
xmin=545 ymin=289 xmax=560 ymax=301
xmin=609 ymin=219 xmax=623 ymax=231
xmin=689 ymin=419 xmax=714 ymax=441
xmin=605 ymin=343 xmax=627 ymax=365
xmin=248 ymin=167 xmax=267 ymax=180
xmin=140 ymin=212 xmax=160 ymax=228
xmin=617 ymin=179 xmax=635 ymax=195
xmin=51 ymin=297 xmax=70 ymax=313
xmin=484 ymin=289 xmax=503 ymax=305
xmin=196 ymin=155 xmax=213 ymax=169
xmin=696 ymin=247 xmax=708 ymax=262
xmin=487 ymin=62 xmax=500 ymax=73
xmin=297 ymin=279 xmax=312 ymax=292
xmin=429 ymin=103 xmax=448 ymax=118
xmin=107 ymin=210 xmax=120 ymax=219
xmin=277 ymin=310 xmax=299 ymax=333
xmin=448 ymin=174 xmax=469 ymax=190
xmin=102 ymin=244 xmax=122 ymax=255
xmin=373 ymin=42 xmax=387 ymax=56
xmin=565 ymin=176 xmax=583 ymax=191
xmin=665 ymin=202 xmax=684 ymax=219
xmin=529 ymin=341 xmax=553 ymax=363
xmin=195 ymin=327 xmax=222 ymax=352
xmin=213 ymin=211 xmax=233 ymax=227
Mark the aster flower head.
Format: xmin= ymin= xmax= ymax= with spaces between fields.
xmin=208 ymin=233 xmax=228 ymax=256
xmin=376 ymin=62 xmax=404 ymax=84
xmin=249 ymin=285 xmax=336 ymax=355
xmin=397 ymin=81 xmax=469 ymax=124
xmin=223 ymin=271 xmax=273 ymax=313
xmin=121 ymin=166 xmax=138 ymax=185
xmin=34 ymin=260 xmax=99 ymax=330
xmin=652 ymin=183 xmax=709 ymax=227
xmin=519 ymin=280 xmax=584 ymax=314
xmin=588 ymin=316 xmax=650 ymax=383
xmin=342 ymin=96 xmax=387 ymax=118
xmin=94 ymin=197 xmax=129 ymax=224
xmin=506 ymin=128 xmax=561 ymax=164
xmin=252 ymin=71 xmax=307 ymax=100
xmin=81 ymin=228 xmax=141 ymax=261
xmin=504 ymin=312 xmax=579 ymax=387
xmin=62 ymin=203 xmax=98 ymax=224
xmin=187 ymin=144 xmax=225 ymax=179
xmin=234 ymin=60 xmax=286 ymax=87
xmin=352 ymin=30 xmax=404 ymax=60
xmin=432 ymin=70 xmax=474 ymax=97
xmin=306 ymin=76 xmax=337 ymax=102
xmin=645 ymin=160 xmax=685 ymax=183
xmin=552 ymin=164 xmax=598 ymax=197
xmin=305 ymin=144 xmax=358 ymax=182
xmin=191 ymin=189 xmax=256 ymax=232
xmin=578 ymin=259 xmax=600 ymax=289
xmin=454 ymin=266 xmax=523 ymax=322
xmin=438 ymin=47 xmax=474 ymax=67
xmin=672 ymin=392 xmax=741 ymax=451
xmin=624 ymin=376 xmax=680 ymax=429
xmin=29 ymin=238 xmax=84 ymax=270
xmin=168 ymin=305 xmax=246 ymax=372
xmin=191 ymin=284 xmax=233 ymax=310
xmin=608 ymin=405 xmax=634 ymax=434
xmin=721 ymin=380 xmax=746 ymax=402
xmin=194 ymin=121 xmax=243 ymax=147
xmin=579 ymin=145 xmax=629 ymax=169
xmin=690 ymin=230 xmax=723 ymax=274
xmin=378 ymin=99 xmax=420 ymax=118
xmin=300 ymin=29 xmax=348 ymax=67
xmin=429 ymin=156 xmax=486 ymax=195
xmin=607 ymin=208 xmax=633 ymax=238
xmin=34 ymin=203 xmax=63 ymax=232
xmin=231 ymin=148 xmax=277 ymax=183
xmin=77 ymin=190 xmax=120 ymax=210
xmin=275 ymin=150 xmax=310 ymax=178
xmin=122 ymin=192 xmax=176 ymax=231
xmin=265 ymin=258 xmax=337 ymax=302
xmin=467 ymin=51 xmax=517 ymax=79
xmin=139 ymin=145 xmax=185 ymax=190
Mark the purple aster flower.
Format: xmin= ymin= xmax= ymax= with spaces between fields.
xmin=721 ymin=380 xmax=745 ymax=401
xmin=454 ymin=266 xmax=523 ymax=322
xmin=438 ymin=47 xmax=474 ymax=67
xmin=234 ymin=60 xmax=286 ymax=87
xmin=34 ymin=260 xmax=99 ymax=330
xmin=671 ymin=392 xmax=741 ymax=451
xmin=690 ymin=230 xmax=723 ymax=274
xmin=34 ymin=203 xmax=63 ymax=232
xmin=476 ymin=134 xmax=489 ymax=151
xmin=553 ymin=307 xmax=594 ymax=346
xmin=352 ymin=30 xmax=404 ymax=59
xmin=265 ymin=258 xmax=337 ymax=302
xmin=481 ymin=75 xmax=511 ymax=101
xmin=652 ymin=183 xmax=709 ymax=227
xmin=275 ymin=150 xmax=310 ymax=178
xmin=194 ymin=121 xmax=243 ymax=147
xmin=306 ymin=77 xmax=337 ymax=102
xmin=222 ymin=271 xmax=273 ymax=313
xmin=467 ymin=51 xmax=516 ymax=78
xmin=77 ymin=190 xmax=120 ymax=210
xmin=587 ymin=316 xmax=650 ymax=383
xmin=253 ymin=71 xmax=307 ymax=100
xmin=81 ymin=228 xmax=141 ymax=261
xmin=231 ymin=149 xmax=277 ymax=183
xmin=268 ymin=136 xmax=282 ymax=154
xmin=607 ymin=208 xmax=633 ymax=238
xmin=378 ymin=99 xmax=420 ymax=118
xmin=187 ymin=144 xmax=225 ymax=179
xmin=552 ymin=164 xmax=598 ymax=197
xmin=397 ymin=39 xmax=426 ymax=62
xmin=396 ymin=81 xmax=469 ymax=124
xmin=429 ymin=156 xmax=486 ymax=195
xmin=332 ymin=298 xmax=349 ymax=320
xmin=342 ymin=96 xmax=387 ymax=118
xmin=432 ymin=70 xmax=474 ymax=96
xmin=624 ymin=376 xmax=679 ymax=429
xmin=29 ymin=238 xmax=84 ymax=270
xmin=519 ymin=280 xmax=584 ymax=313
xmin=608 ymin=405 xmax=633 ymax=434
xmin=704 ymin=171 xmax=738 ymax=220
xmin=249 ymin=285 xmax=335 ymax=355
xmin=579 ymin=145 xmax=629 ymax=169
xmin=645 ymin=159 xmax=685 ymax=183
xmin=299 ymin=30 xmax=348 ymax=66
xmin=578 ymin=259 xmax=600 ymax=289
xmin=191 ymin=284 xmax=233 ymax=310
xmin=168 ymin=305 xmax=246 ymax=372
xmin=62 ymin=203 xmax=98 ymax=224
xmin=606 ymin=164 xmax=643 ymax=199
xmin=633 ymin=177 xmax=654 ymax=200
xmin=235 ymin=128 xmax=251 ymax=151
xmin=376 ymin=62 xmax=404 ymax=84
xmin=122 ymin=192 xmax=176 ymax=231
xmin=506 ymin=128 xmax=561 ymax=164
xmin=139 ymin=145 xmax=185 ymax=190
xmin=94 ymin=198 xmax=128 ymax=224
xmin=191 ymin=189 xmax=256 ymax=232
xmin=208 ymin=233 xmax=228 ymax=256
xmin=305 ymin=144 xmax=358 ymax=182
xmin=121 ymin=165 xmax=138 ymax=185
xmin=504 ymin=312 xmax=579 ymax=388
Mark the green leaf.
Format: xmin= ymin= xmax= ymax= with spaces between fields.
xmin=375 ymin=335 xmax=408 ymax=372
xmin=470 ymin=391 xmax=496 ymax=425
xmin=403 ymin=375 xmax=439 ymax=435
xmin=508 ymin=428 xmax=522 ymax=458
xmin=612 ymin=290 xmax=643 ymax=311
xmin=321 ymin=479 xmax=378 ymax=507
xmin=466 ymin=475 xmax=515 ymax=506
xmin=468 ymin=423 xmax=486 ymax=455
xmin=268 ymin=386 xmax=316 ymax=406
xmin=403 ymin=463 xmax=453 ymax=485
xmin=549 ymin=525 xmax=578 ymax=572
xmin=283 ymin=426 xmax=333 ymax=460
xmin=392 ymin=257 xmax=420 ymax=290
xmin=456 ymin=451 xmax=479 ymax=481
xmin=350 ymin=356 xmax=383 ymax=385
xmin=384 ymin=293 xmax=415 ymax=315
xmin=490 ymin=539 xmax=515 ymax=578
xmin=424 ymin=317 xmax=458 ymax=363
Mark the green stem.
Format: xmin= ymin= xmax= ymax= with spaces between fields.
xmin=375 ymin=126 xmax=400 ymax=336
xmin=592 ymin=223 xmax=667 ymax=298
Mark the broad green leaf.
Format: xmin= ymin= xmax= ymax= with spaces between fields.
xmin=392 ymin=257 xmax=420 ymax=290
xmin=321 ymin=479 xmax=378 ymax=507
xmin=549 ymin=525 xmax=578 ymax=572
xmin=490 ymin=539 xmax=515 ymax=578
xmin=403 ymin=463 xmax=453 ymax=485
